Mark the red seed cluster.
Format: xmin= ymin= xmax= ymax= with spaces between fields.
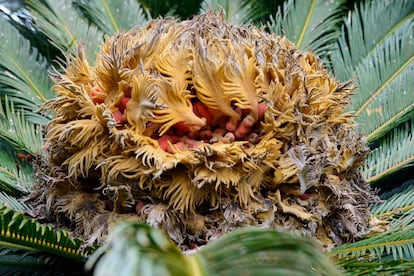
xmin=155 ymin=100 xmax=267 ymax=153
xmin=90 ymin=87 xmax=267 ymax=153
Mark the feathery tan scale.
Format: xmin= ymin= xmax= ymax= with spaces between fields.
xmin=30 ymin=12 xmax=375 ymax=250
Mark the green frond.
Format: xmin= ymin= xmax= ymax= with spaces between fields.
xmin=0 ymin=192 xmax=32 ymax=211
xmin=197 ymin=227 xmax=343 ymax=276
xmin=0 ymin=205 xmax=95 ymax=260
xmin=0 ymin=16 xmax=54 ymax=124
xmin=0 ymin=145 xmax=35 ymax=196
xmin=267 ymin=0 xmax=346 ymax=58
xmin=88 ymin=221 xmax=343 ymax=276
xmin=331 ymin=0 xmax=414 ymax=82
xmin=86 ymin=221 xmax=188 ymax=276
xmin=199 ymin=0 xmax=266 ymax=24
xmin=363 ymin=119 xmax=414 ymax=184
xmin=371 ymin=179 xmax=414 ymax=217
xmin=77 ymin=0 xmax=149 ymax=35
xmin=339 ymin=258 xmax=414 ymax=276
xmin=332 ymin=208 xmax=414 ymax=262
xmin=0 ymin=96 xmax=43 ymax=156
xmin=351 ymin=21 xmax=414 ymax=141
xmin=0 ymin=247 xmax=89 ymax=276
xmin=27 ymin=0 xmax=104 ymax=63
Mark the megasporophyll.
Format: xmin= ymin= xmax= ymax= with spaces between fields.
xmin=29 ymin=12 xmax=376 ymax=251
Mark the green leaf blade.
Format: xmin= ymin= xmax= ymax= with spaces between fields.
xmin=268 ymin=0 xmax=346 ymax=58
xmin=27 ymin=0 xmax=104 ymax=63
xmin=78 ymin=0 xmax=149 ymax=35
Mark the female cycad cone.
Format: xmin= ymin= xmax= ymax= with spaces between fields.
xmin=30 ymin=12 xmax=376 ymax=250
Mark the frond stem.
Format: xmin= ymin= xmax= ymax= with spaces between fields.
xmin=9 ymin=58 xmax=47 ymax=102
xmin=366 ymin=104 xmax=414 ymax=142
xmin=0 ymin=167 xmax=16 ymax=179
xmin=102 ymin=0 xmax=119 ymax=33
xmin=368 ymin=154 xmax=414 ymax=183
xmin=296 ymin=0 xmax=316 ymax=48
xmin=333 ymin=237 xmax=414 ymax=256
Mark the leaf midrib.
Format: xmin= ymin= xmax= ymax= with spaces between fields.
xmin=296 ymin=0 xmax=316 ymax=48
xmin=102 ymin=0 xmax=119 ymax=33
xmin=366 ymin=104 xmax=414 ymax=142
xmin=368 ymin=154 xmax=414 ymax=183
xmin=333 ymin=237 xmax=414 ymax=256
xmin=355 ymin=55 xmax=414 ymax=117
xmin=8 ymin=56 xmax=47 ymax=103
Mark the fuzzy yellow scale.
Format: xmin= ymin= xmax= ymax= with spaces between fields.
xmin=30 ymin=12 xmax=376 ymax=251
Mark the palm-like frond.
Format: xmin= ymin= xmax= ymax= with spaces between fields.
xmin=0 ymin=97 xmax=43 ymax=156
xmin=330 ymin=0 xmax=414 ymax=141
xmin=332 ymin=208 xmax=414 ymax=264
xmin=197 ymin=227 xmax=343 ymax=276
xmin=86 ymin=221 xmax=189 ymax=276
xmin=0 ymin=145 xmax=34 ymax=197
xmin=27 ymin=0 xmax=104 ymax=62
xmin=329 ymin=0 xmax=414 ymax=185
xmin=77 ymin=0 xmax=149 ymax=35
xmin=0 ymin=192 xmax=32 ymax=211
xmin=363 ymin=119 xmax=414 ymax=184
xmin=0 ymin=16 xmax=53 ymax=124
xmin=87 ymin=221 xmax=343 ymax=276
xmin=0 ymin=205 xmax=95 ymax=260
xmin=332 ymin=180 xmax=414 ymax=274
xmin=350 ymin=21 xmax=413 ymax=141
xmin=331 ymin=0 xmax=414 ymax=82
xmin=371 ymin=179 xmax=414 ymax=217
xmin=0 ymin=247 xmax=89 ymax=276
xmin=267 ymin=0 xmax=346 ymax=58
xmin=199 ymin=0 xmax=266 ymax=24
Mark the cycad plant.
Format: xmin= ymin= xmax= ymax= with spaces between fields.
xmin=0 ymin=0 xmax=413 ymax=275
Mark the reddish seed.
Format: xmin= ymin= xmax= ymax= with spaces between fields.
xmin=300 ymin=194 xmax=310 ymax=200
xmin=200 ymin=129 xmax=213 ymax=140
xmin=193 ymin=101 xmax=213 ymax=125
xmin=174 ymin=121 xmax=191 ymax=133
xmin=187 ymin=131 xmax=200 ymax=140
xmin=158 ymin=135 xmax=180 ymax=152
xmin=118 ymin=97 xmax=130 ymax=113
xmin=248 ymin=132 xmax=260 ymax=144
xmin=241 ymin=115 xmax=255 ymax=128
xmin=174 ymin=141 xmax=186 ymax=151
xmin=226 ymin=120 xmax=238 ymax=132
xmin=90 ymin=86 xmax=106 ymax=104
xmin=136 ymin=201 xmax=146 ymax=216
xmin=223 ymin=132 xmax=235 ymax=143
xmin=258 ymin=102 xmax=267 ymax=120
xmin=182 ymin=137 xmax=202 ymax=148
xmin=113 ymin=109 xmax=123 ymax=123
xmin=241 ymin=108 xmax=250 ymax=117
xmin=338 ymin=172 xmax=345 ymax=181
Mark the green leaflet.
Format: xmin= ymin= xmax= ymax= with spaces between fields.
xmin=89 ymin=221 xmax=343 ymax=276
xmin=0 ymin=16 xmax=53 ymax=124
xmin=199 ymin=0 xmax=266 ymax=24
xmin=363 ymin=119 xmax=414 ymax=184
xmin=27 ymin=0 xmax=104 ymax=63
xmin=268 ymin=0 xmax=346 ymax=59
xmin=0 ymin=97 xmax=42 ymax=157
xmin=0 ymin=205 xmax=95 ymax=260
xmin=77 ymin=0 xmax=149 ymax=35
xmin=0 ymin=246 xmax=88 ymax=276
